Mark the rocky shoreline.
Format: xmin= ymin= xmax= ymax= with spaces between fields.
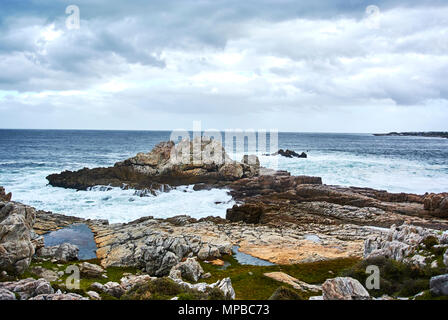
xmin=374 ymin=132 xmax=448 ymax=139
xmin=1 ymin=138 xmax=448 ymax=300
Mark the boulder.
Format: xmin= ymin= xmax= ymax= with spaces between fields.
xmin=86 ymin=291 xmax=101 ymax=300
xmin=444 ymin=249 xmax=448 ymax=267
xmin=0 ymin=278 xmax=53 ymax=300
xmin=91 ymin=281 xmax=125 ymax=298
xmin=79 ymin=262 xmax=105 ymax=278
xmin=0 ymin=187 xmax=12 ymax=202
xmin=169 ymin=257 xmax=204 ymax=282
xmin=0 ymin=201 xmax=36 ymax=274
xmin=0 ymin=288 xmax=16 ymax=300
xmin=322 ymin=277 xmax=370 ymax=300
xmin=36 ymin=243 xmax=79 ymax=263
xmin=226 ymin=204 xmax=264 ymax=224
xmin=120 ymin=274 xmax=153 ymax=291
xmin=430 ymin=274 xmax=448 ymax=296
xmin=218 ymin=162 xmax=244 ymax=180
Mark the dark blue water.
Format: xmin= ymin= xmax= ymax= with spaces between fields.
xmin=0 ymin=129 xmax=447 ymax=222
xmin=43 ymin=224 xmax=97 ymax=260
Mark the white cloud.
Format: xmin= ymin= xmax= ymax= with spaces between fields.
xmin=0 ymin=4 xmax=447 ymax=131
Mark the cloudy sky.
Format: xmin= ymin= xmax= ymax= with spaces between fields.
xmin=0 ymin=0 xmax=447 ymax=132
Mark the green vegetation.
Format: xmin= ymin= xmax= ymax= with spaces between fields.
xmin=199 ymin=254 xmax=360 ymax=300
xmin=341 ymin=256 xmax=447 ymax=298
xmin=268 ymin=286 xmax=303 ymax=300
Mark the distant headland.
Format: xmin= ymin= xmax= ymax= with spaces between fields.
xmin=373 ymin=132 xmax=448 ymax=139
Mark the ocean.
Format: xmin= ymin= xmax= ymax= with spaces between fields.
xmin=1 ymin=129 xmax=447 ymax=223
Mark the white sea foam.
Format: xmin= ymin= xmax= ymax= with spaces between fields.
xmin=3 ymin=169 xmax=234 ymax=224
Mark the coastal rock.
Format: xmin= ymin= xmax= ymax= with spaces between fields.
xmin=169 ymin=257 xmax=204 ymax=282
xmin=120 ymin=274 xmax=153 ymax=291
xmin=0 ymin=201 xmax=36 ymax=274
xmin=322 ymin=277 xmax=370 ymax=300
xmin=423 ymin=193 xmax=448 ymax=218
xmin=46 ymin=138 xmax=259 ymax=191
xmin=0 ymin=288 xmax=16 ymax=300
xmin=79 ymin=262 xmax=105 ymax=278
xmin=364 ymin=223 xmax=441 ymax=263
xmin=172 ymin=277 xmax=235 ymax=299
xmin=430 ymin=274 xmax=448 ymax=296
xmin=91 ymin=281 xmax=125 ymax=298
xmin=30 ymin=293 xmax=88 ymax=300
xmin=226 ymin=204 xmax=264 ymax=224
xmin=0 ymin=187 xmax=12 ymax=202
xmin=0 ymin=278 xmax=54 ymax=300
xmin=36 ymin=243 xmax=79 ymax=263
xmin=273 ymin=149 xmax=307 ymax=158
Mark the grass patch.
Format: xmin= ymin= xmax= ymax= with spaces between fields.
xmin=200 ymin=255 xmax=359 ymax=300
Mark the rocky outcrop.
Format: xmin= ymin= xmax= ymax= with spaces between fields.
xmin=47 ymin=138 xmax=260 ymax=191
xmin=0 ymin=201 xmax=36 ymax=275
xmin=272 ymin=149 xmax=307 ymax=158
xmin=0 ymin=278 xmax=53 ymax=300
xmin=423 ymin=193 xmax=448 ymax=218
xmin=172 ymin=277 xmax=235 ymax=300
xmin=322 ymin=277 xmax=370 ymax=300
xmin=36 ymin=243 xmax=79 ymax=263
xmin=430 ymin=274 xmax=448 ymax=296
xmin=90 ymin=217 xmax=232 ymax=274
xmin=0 ymin=187 xmax=12 ymax=202
xmin=364 ymin=223 xmax=445 ymax=267
xmin=91 ymin=281 xmax=125 ymax=298
xmin=29 ymin=293 xmax=88 ymax=300
xmin=169 ymin=257 xmax=204 ymax=282
xmin=79 ymin=262 xmax=105 ymax=278
xmin=226 ymin=204 xmax=264 ymax=224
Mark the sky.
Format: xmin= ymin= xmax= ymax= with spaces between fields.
xmin=0 ymin=0 xmax=447 ymax=132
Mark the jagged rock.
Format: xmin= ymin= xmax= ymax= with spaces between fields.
xmin=172 ymin=277 xmax=235 ymax=299
xmin=273 ymin=149 xmax=307 ymax=158
xmin=169 ymin=257 xmax=204 ymax=282
xmin=226 ymin=204 xmax=264 ymax=224
xmin=0 ymin=187 xmax=12 ymax=202
xmin=36 ymin=243 xmax=79 ymax=263
xmin=364 ymin=223 xmax=441 ymax=263
xmin=407 ymin=254 xmax=427 ymax=269
xmin=0 ymin=288 xmax=16 ymax=300
xmin=430 ymin=274 xmax=448 ymax=296
xmin=0 ymin=201 xmax=36 ymax=274
xmin=30 ymin=293 xmax=88 ymax=300
xmin=0 ymin=278 xmax=53 ymax=300
xmin=90 ymin=281 xmax=125 ymax=298
xmin=46 ymin=138 xmax=258 ymax=191
xmin=444 ymin=250 xmax=448 ymax=267
xmin=322 ymin=277 xmax=370 ymax=300
xmin=79 ymin=262 xmax=105 ymax=278
xmin=423 ymin=193 xmax=448 ymax=218
xmin=120 ymin=274 xmax=153 ymax=291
